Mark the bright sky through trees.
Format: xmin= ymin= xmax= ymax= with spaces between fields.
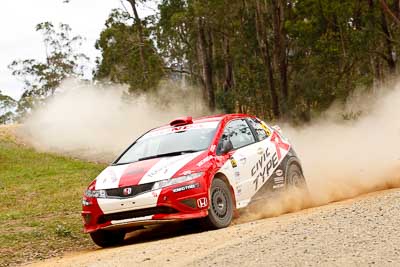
xmin=0 ymin=0 xmax=155 ymax=99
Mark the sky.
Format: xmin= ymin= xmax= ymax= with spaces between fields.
xmin=0 ymin=0 xmax=156 ymax=100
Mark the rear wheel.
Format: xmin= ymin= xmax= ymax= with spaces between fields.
xmin=286 ymin=162 xmax=307 ymax=190
xmin=89 ymin=229 xmax=125 ymax=248
xmin=202 ymin=178 xmax=234 ymax=229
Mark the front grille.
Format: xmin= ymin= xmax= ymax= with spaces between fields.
xmin=98 ymin=206 xmax=178 ymax=224
xmin=106 ymin=183 xmax=154 ymax=198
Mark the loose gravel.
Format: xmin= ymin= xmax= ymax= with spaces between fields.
xmin=29 ymin=189 xmax=400 ymax=267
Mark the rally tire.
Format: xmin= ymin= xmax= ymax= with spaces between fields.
xmin=89 ymin=230 xmax=125 ymax=248
xmin=285 ymin=161 xmax=307 ymax=189
xmin=202 ymin=178 xmax=234 ymax=229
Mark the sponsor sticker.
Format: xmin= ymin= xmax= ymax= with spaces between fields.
xmin=181 ymin=170 xmax=193 ymax=176
xmin=126 ymin=168 xmax=145 ymax=175
xmin=273 ymin=184 xmax=285 ymax=189
xmin=236 ymin=153 xmax=246 ymax=165
xmin=172 ymin=183 xmax=200 ymax=193
xmin=147 ymin=156 xmax=185 ymax=177
xmin=251 ymin=147 xmax=279 ymax=190
xmin=230 ymin=158 xmax=238 ymax=168
xmin=260 ymin=121 xmax=272 ymax=136
xmin=197 ymin=155 xmax=213 ymax=167
xmin=102 ymin=170 xmax=118 ymax=184
xmin=145 ymin=121 xmax=219 ymax=139
xmin=275 ymin=169 xmax=283 ymax=176
xmin=210 ymin=144 xmax=216 ymax=152
xmin=111 ymin=215 xmax=152 ymax=224
xmin=251 ymin=133 xmax=291 ymax=192
xmin=236 ymin=185 xmax=242 ymax=195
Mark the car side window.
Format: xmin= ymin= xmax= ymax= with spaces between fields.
xmin=217 ymin=119 xmax=255 ymax=153
xmin=247 ymin=118 xmax=271 ymax=141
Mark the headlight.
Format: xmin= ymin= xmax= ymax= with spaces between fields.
xmin=152 ymin=172 xmax=204 ymax=191
xmin=84 ymin=189 xmax=107 ymax=198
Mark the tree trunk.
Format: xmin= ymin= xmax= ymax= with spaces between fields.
xmin=380 ymin=5 xmax=397 ymax=73
xmin=394 ymin=0 xmax=400 ymax=19
xmin=255 ymin=0 xmax=280 ymax=118
xmin=197 ymin=17 xmax=215 ymax=110
xmin=271 ymin=0 xmax=288 ymax=115
xmin=379 ymin=0 xmax=400 ymax=25
xmin=126 ymin=0 xmax=147 ymax=83
xmin=222 ymin=35 xmax=233 ymax=93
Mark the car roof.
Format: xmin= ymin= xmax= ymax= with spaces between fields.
xmin=152 ymin=113 xmax=254 ymax=132
xmin=194 ymin=113 xmax=254 ymax=122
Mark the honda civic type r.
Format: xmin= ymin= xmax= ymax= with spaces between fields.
xmin=82 ymin=114 xmax=306 ymax=247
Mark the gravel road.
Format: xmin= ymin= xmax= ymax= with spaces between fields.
xmin=29 ymin=188 xmax=400 ymax=267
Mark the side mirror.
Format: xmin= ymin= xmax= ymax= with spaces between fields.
xmin=220 ymin=139 xmax=234 ymax=154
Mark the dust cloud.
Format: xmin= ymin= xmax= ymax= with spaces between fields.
xmin=19 ymin=77 xmax=400 ymax=221
xmin=288 ymin=81 xmax=400 ymax=205
xmin=241 ymin=80 xmax=400 ymax=221
xmin=19 ymin=79 xmax=210 ymax=162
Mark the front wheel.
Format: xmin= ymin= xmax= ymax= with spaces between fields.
xmin=89 ymin=229 xmax=125 ymax=248
xmin=202 ymin=178 xmax=234 ymax=229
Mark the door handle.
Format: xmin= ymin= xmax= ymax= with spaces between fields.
xmin=257 ymin=147 xmax=264 ymax=154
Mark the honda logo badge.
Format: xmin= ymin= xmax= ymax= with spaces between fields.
xmin=123 ymin=187 xmax=132 ymax=196
xmin=197 ymin=197 xmax=208 ymax=208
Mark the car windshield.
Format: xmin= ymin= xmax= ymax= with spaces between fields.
xmin=114 ymin=121 xmax=219 ymax=165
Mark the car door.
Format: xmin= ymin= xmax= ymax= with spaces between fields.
xmin=216 ymin=119 xmax=260 ymax=208
xmin=246 ymin=117 xmax=290 ymax=197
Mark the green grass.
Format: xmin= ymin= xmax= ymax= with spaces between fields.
xmin=0 ymin=132 xmax=106 ymax=266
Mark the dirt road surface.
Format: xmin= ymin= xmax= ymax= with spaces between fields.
xmin=28 ymin=188 xmax=400 ymax=267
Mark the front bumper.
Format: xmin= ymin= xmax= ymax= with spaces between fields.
xmin=82 ymin=179 xmax=209 ymax=233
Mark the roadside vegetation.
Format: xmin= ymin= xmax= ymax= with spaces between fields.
xmin=0 ymin=127 xmax=106 ymax=266
xmin=2 ymin=1 xmax=400 ymax=125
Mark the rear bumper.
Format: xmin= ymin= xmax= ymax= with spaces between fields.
xmin=82 ymin=179 xmax=209 ymax=233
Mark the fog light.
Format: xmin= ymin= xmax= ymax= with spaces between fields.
xmin=180 ymin=198 xmax=197 ymax=209
xmin=82 ymin=199 xmax=92 ymax=206
xmin=82 ymin=214 xmax=92 ymax=224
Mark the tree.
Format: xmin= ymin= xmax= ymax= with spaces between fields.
xmin=9 ymin=22 xmax=88 ymax=115
xmin=0 ymin=90 xmax=17 ymax=124
xmin=101 ymin=0 xmax=400 ymax=121
xmin=126 ymin=0 xmax=148 ymax=81
xmin=94 ymin=7 xmax=164 ymax=92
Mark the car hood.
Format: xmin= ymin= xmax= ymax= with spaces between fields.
xmin=94 ymin=151 xmax=204 ymax=190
